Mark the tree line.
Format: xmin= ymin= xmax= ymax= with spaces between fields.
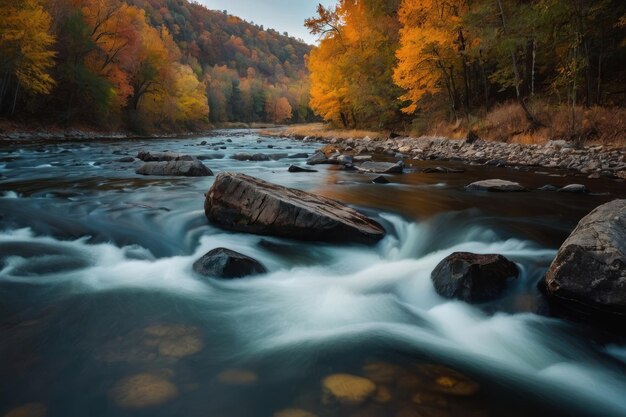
xmin=0 ymin=0 xmax=315 ymax=132
xmin=306 ymin=0 xmax=626 ymax=134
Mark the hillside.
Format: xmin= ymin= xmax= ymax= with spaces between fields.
xmin=128 ymin=0 xmax=314 ymax=124
xmin=0 ymin=0 xmax=314 ymax=132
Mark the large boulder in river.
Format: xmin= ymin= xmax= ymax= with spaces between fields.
xmin=204 ymin=172 xmax=385 ymax=244
xmin=193 ymin=248 xmax=267 ymax=279
xmin=465 ymin=179 xmax=526 ymax=192
xmin=137 ymin=151 xmax=194 ymax=162
xmin=431 ymin=252 xmax=519 ymax=303
xmin=544 ymin=199 xmax=626 ymax=320
xmin=136 ymin=160 xmax=213 ymax=177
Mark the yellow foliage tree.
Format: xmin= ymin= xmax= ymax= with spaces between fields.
xmin=393 ymin=0 xmax=470 ymax=116
xmin=0 ymin=0 xmax=56 ymax=112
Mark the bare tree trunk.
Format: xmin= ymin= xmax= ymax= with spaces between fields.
xmin=495 ymin=0 xmax=541 ymax=126
xmin=11 ymin=81 xmax=20 ymax=115
xmin=531 ymin=39 xmax=536 ymax=98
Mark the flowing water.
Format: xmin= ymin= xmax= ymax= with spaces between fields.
xmin=0 ymin=130 xmax=625 ymax=417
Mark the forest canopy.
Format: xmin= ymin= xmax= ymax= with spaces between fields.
xmin=306 ymin=0 xmax=626 ymax=137
xmin=0 ymin=0 xmax=314 ymax=131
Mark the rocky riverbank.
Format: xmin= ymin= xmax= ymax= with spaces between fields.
xmin=0 ymin=127 xmax=213 ymax=142
xmin=267 ymin=132 xmax=626 ymax=180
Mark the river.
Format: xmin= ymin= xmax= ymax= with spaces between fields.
xmin=0 ymin=130 xmax=625 ymax=417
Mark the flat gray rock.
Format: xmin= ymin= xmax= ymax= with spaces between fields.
xmin=137 ymin=151 xmax=195 ymax=162
xmin=358 ymin=161 xmax=404 ymax=174
xmin=465 ymin=179 xmax=526 ymax=192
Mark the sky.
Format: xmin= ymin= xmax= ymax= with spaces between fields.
xmin=199 ymin=0 xmax=331 ymax=45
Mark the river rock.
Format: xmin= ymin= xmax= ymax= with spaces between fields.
xmin=322 ymin=374 xmax=376 ymax=406
xmin=289 ymin=165 xmax=317 ymax=173
xmin=431 ymin=252 xmax=519 ymax=302
xmin=192 ymin=247 xmax=267 ymax=279
xmin=306 ymin=151 xmax=329 ymax=165
xmin=117 ymin=157 xmax=135 ymax=163
xmin=538 ymin=184 xmax=559 ymax=191
xmin=137 ymin=151 xmax=194 ymax=162
xmin=204 ymin=173 xmax=386 ymax=244
xmin=372 ymin=176 xmax=390 ymax=184
xmin=358 ymin=161 xmax=404 ymax=174
xmin=544 ymin=199 xmax=626 ymax=320
xmin=232 ymin=153 xmax=271 ymax=161
xmin=557 ymin=184 xmax=588 ymax=193
xmin=288 ymin=153 xmax=309 ymax=159
xmin=465 ymin=179 xmax=526 ymax=192
xmin=136 ymin=160 xmax=213 ymax=177
xmin=422 ymin=167 xmax=465 ymax=174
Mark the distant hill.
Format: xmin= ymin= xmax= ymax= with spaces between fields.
xmin=128 ymin=0 xmax=314 ymax=124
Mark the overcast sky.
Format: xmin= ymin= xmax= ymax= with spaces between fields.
xmin=199 ymin=1 xmax=331 ymax=45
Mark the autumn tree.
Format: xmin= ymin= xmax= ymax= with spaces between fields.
xmin=0 ymin=0 xmax=56 ymax=114
xmin=265 ymin=96 xmax=292 ymax=123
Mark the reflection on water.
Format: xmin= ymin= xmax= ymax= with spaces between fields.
xmin=1 ymin=130 xmax=625 ymax=417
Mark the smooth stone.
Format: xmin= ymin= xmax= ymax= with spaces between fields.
xmin=232 ymin=153 xmax=271 ymax=161
xmin=465 ymin=179 xmax=526 ymax=192
xmin=544 ymin=199 xmax=626 ymax=320
xmin=136 ymin=160 xmax=213 ymax=177
xmin=431 ymin=252 xmax=519 ymax=303
xmin=422 ymin=167 xmax=465 ymax=174
xmin=192 ymin=247 xmax=267 ymax=279
xmin=204 ymin=173 xmax=386 ymax=244
xmin=558 ymin=184 xmax=588 ymax=193
xmin=322 ymin=374 xmax=377 ymax=406
xmin=109 ymin=373 xmax=178 ymax=408
xmin=117 ymin=157 xmax=135 ymax=163
xmin=289 ymin=165 xmax=318 ymax=173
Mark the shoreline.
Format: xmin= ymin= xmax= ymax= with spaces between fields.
xmin=261 ymin=127 xmax=626 ymax=181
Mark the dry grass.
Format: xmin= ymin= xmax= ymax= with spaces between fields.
xmin=259 ymin=123 xmax=388 ymax=140
xmin=469 ymin=101 xmax=626 ymax=147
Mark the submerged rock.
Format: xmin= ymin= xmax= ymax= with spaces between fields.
xmin=431 ymin=252 xmax=519 ymax=302
xmin=465 ymin=179 xmax=526 ymax=192
xmin=136 ymin=160 xmax=213 ymax=177
xmin=144 ymin=324 xmax=203 ymax=358
xmin=117 ymin=157 xmax=135 ymax=163
xmin=322 ymin=374 xmax=377 ymax=406
xmin=204 ymin=173 xmax=386 ymax=244
xmin=358 ymin=161 xmax=404 ymax=174
xmin=289 ymin=165 xmax=317 ymax=173
xmin=232 ymin=153 xmax=271 ymax=161
xmin=416 ymin=364 xmax=480 ymax=396
xmin=3 ymin=403 xmax=47 ymax=417
xmin=109 ymin=373 xmax=178 ymax=408
xmin=288 ymin=153 xmax=309 ymax=159
xmin=544 ymin=199 xmax=626 ymax=320
xmin=538 ymin=184 xmax=559 ymax=191
xmin=193 ymin=247 xmax=267 ymax=279
xmin=422 ymin=167 xmax=465 ymax=174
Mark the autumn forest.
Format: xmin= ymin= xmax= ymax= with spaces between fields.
xmin=0 ymin=0 xmax=313 ymax=132
xmin=2 ymin=0 xmax=626 ymax=140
